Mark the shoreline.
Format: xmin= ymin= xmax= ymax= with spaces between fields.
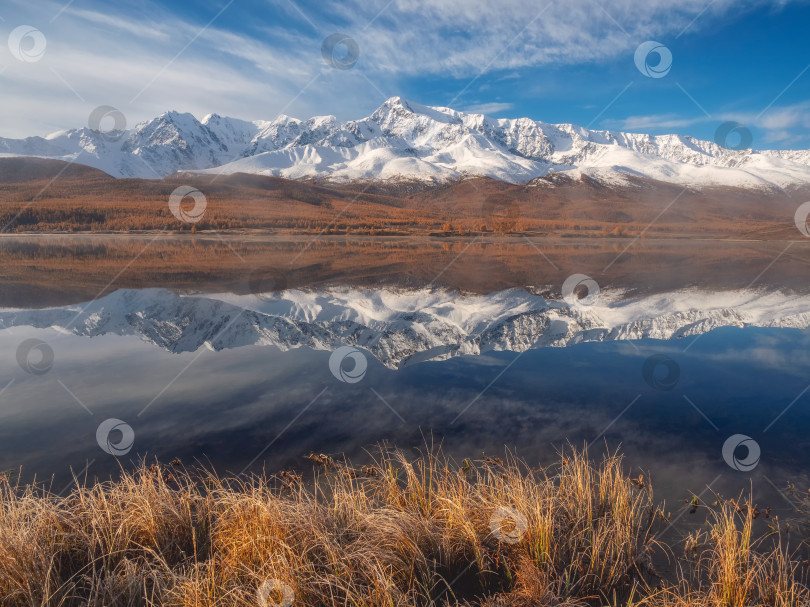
xmin=0 ymin=231 xmax=788 ymax=242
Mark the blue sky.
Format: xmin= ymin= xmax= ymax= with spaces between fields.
xmin=1 ymin=0 xmax=809 ymax=148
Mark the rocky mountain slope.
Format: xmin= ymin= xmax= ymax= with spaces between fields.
xmin=2 ymin=98 xmax=809 ymax=189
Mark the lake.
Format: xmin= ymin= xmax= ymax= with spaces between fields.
xmin=1 ymin=234 xmax=809 ymax=531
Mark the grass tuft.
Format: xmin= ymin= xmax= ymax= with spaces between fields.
xmin=0 ymin=447 xmax=806 ymax=606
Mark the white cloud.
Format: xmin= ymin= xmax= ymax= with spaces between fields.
xmin=65 ymin=8 xmax=174 ymax=41
xmin=599 ymin=103 xmax=810 ymax=147
xmin=0 ymin=0 xmax=334 ymax=137
xmin=719 ymin=101 xmax=810 ymax=146
xmin=462 ymin=102 xmax=514 ymax=115
xmin=758 ymin=102 xmax=810 ymax=130
xmin=603 ymin=114 xmax=709 ymax=131
xmin=338 ymin=0 xmax=747 ymax=76
xmin=0 ymin=0 xmax=805 ymax=141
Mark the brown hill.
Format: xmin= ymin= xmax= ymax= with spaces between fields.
xmin=0 ymin=157 xmax=807 ymax=238
xmin=0 ymin=157 xmax=113 ymax=184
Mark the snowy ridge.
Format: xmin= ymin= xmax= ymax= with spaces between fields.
xmin=3 ymin=287 xmax=810 ymax=369
xmin=1 ymin=97 xmax=810 ymax=188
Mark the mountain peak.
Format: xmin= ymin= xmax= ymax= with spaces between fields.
xmin=138 ymin=111 xmax=204 ymax=135
xmin=2 ymin=100 xmax=810 ymax=187
xmin=371 ymin=97 xmax=461 ymax=130
xmin=157 ymin=110 xmax=188 ymax=121
xmin=381 ymin=96 xmax=408 ymax=108
xmin=307 ymin=114 xmax=338 ymax=127
xmin=375 ymin=96 xmax=433 ymax=116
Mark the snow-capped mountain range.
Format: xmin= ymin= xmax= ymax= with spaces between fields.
xmin=2 ymin=97 xmax=810 ymax=189
xmin=4 ymin=287 xmax=810 ymax=369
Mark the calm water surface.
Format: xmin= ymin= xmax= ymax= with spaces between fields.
xmin=1 ymin=235 xmax=809 ymax=532
xmin=1 ymin=320 xmax=808 ymax=524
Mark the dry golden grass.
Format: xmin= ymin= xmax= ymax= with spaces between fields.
xmin=0 ymin=448 xmax=806 ymax=606
xmin=640 ymin=500 xmax=809 ymax=607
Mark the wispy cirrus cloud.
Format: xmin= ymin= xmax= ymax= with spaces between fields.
xmin=602 ymin=114 xmax=709 ymax=131
xmin=64 ymin=8 xmax=174 ymax=41
xmin=0 ymin=0 xmax=807 ymax=148
xmin=462 ymin=102 xmax=514 ymax=115
xmin=596 ymin=100 xmax=810 ymax=148
xmin=326 ymin=0 xmax=788 ymax=76
xmin=0 ymin=0 xmax=330 ymax=136
xmin=718 ymin=101 xmax=810 ymax=145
